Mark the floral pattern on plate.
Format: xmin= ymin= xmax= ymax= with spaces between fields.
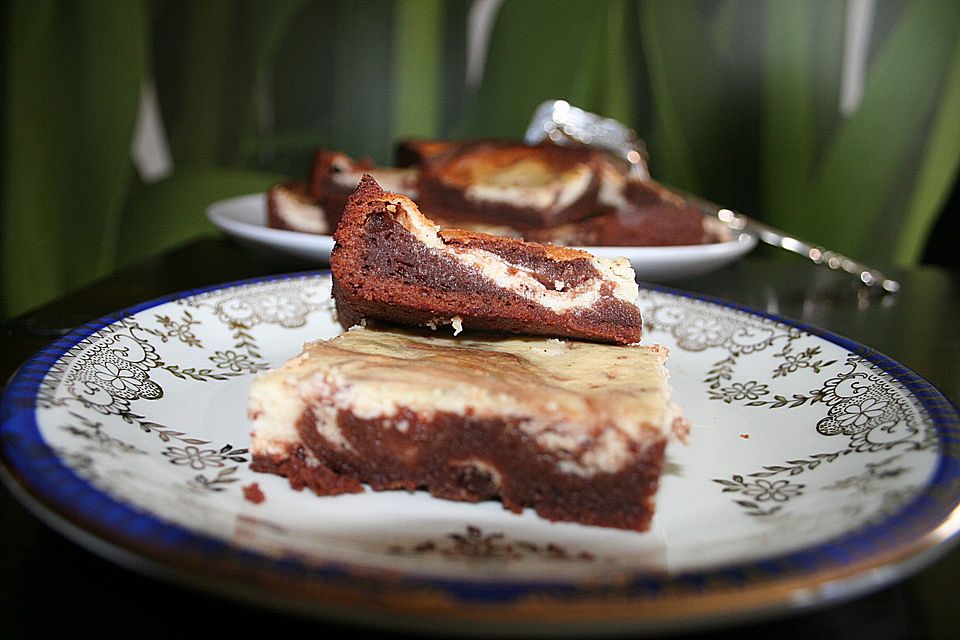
xmin=3 ymin=272 xmax=958 ymax=631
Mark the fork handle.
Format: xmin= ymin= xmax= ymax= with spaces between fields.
xmin=680 ymin=193 xmax=900 ymax=293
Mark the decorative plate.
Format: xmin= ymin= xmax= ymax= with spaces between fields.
xmin=2 ymin=273 xmax=958 ymax=636
xmin=206 ymin=194 xmax=758 ymax=281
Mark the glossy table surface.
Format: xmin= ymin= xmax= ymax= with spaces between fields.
xmin=1 ymin=237 xmax=957 ymax=639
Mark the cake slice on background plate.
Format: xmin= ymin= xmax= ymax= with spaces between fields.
xmin=412 ymin=140 xmax=604 ymax=229
xmin=266 ymin=181 xmax=328 ymax=234
xmin=266 ymin=141 xmax=724 ymax=248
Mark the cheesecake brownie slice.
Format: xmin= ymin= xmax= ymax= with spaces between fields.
xmin=415 ymin=140 xmax=604 ymax=229
xmin=266 ymin=181 xmax=329 ymax=234
xmin=249 ymin=326 xmax=687 ymax=532
xmin=330 ymin=175 xmax=642 ymax=345
xmin=267 ymin=142 xmax=722 ymax=249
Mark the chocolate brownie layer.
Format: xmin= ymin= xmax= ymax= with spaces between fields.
xmin=248 ymin=326 xmax=687 ymax=531
xmin=529 ymin=202 xmax=711 ymax=247
xmin=249 ymin=409 xmax=667 ymax=530
xmin=250 ymin=443 xmax=364 ymax=496
xmin=331 ymin=176 xmax=642 ymax=344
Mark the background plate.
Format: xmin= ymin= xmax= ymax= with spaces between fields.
xmin=2 ymin=273 xmax=958 ymax=636
xmin=206 ymin=193 xmax=757 ymax=281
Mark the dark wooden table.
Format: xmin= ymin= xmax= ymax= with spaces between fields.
xmin=2 ymin=237 xmax=958 ymax=639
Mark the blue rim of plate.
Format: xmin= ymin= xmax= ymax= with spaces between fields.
xmin=2 ymin=270 xmax=959 ymax=619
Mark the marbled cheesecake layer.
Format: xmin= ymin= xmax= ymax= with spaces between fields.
xmin=248 ymin=326 xmax=687 ymax=531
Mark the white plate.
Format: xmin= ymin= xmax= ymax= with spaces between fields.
xmin=2 ymin=273 xmax=958 ymax=636
xmin=206 ymin=193 xmax=757 ymax=281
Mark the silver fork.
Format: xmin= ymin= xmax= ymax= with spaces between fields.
xmin=524 ymin=100 xmax=900 ymax=293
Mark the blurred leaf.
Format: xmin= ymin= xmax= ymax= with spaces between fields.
xmin=165 ymin=0 xmax=302 ymax=168
xmin=166 ymin=1 xmax=232 ymax=166
xmin=1 ymin=0 xmax=147 ymax=319
xmin=116 ymin=168 xmax=285 ymax=267
xmin=327 ymin=1 xmax=398 ymax=163
xmin=235 ymin=130 xmax=344 ymax=158
xmin=778 ymin=0 xmax=960 ymax=264
xmin=456 ymin=0 xmax=631 ymax=139
xmin=264 ymin=0 xmax=468 ymax=167
xmin=639 ymin=0 xmax=772 ymax=209
xmin=639 ymin=0 xmax=710 ymax=194
xmin=234 ymin=0 xmax=305 ymax=166
xmin=893 ymin=35 xmax=960 ymax=265
xmin=760 ymin=1 xmax=844 ymax=210
xmin=598 ymin=0 xmax=633 ymax=125
xmin=391 ymin=0 xmax=443 ymax=141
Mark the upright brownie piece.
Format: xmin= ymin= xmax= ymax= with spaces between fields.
xmin=307 ymin=149 xmax=418 ymax=230
xmin=267 ymin=151 xmax=418 ymax=234
xmin=249 ymin=326 xmax=688 ymax=531
xmin=330 ymin=175 xmax=643 ymax=345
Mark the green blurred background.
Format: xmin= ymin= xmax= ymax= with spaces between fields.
xmin=2 ymin=0 xmax=958 ymax=320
